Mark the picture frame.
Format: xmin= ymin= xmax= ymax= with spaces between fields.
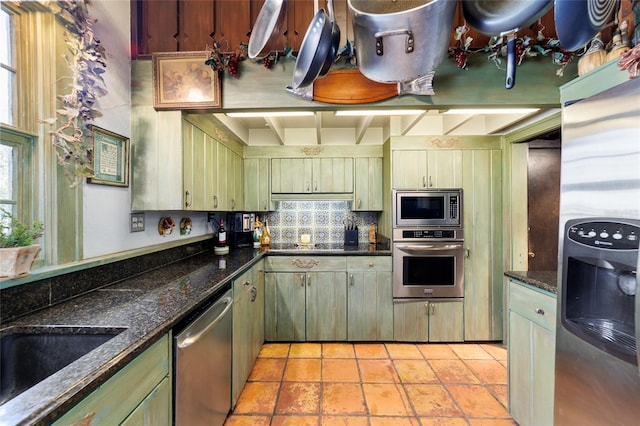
xmin=87 ymin=125 xmax=130 ymax=187
xmin=152 ymin=51 xmax=221 ymax=110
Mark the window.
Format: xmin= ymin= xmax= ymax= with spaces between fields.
xmin=1 ymin=7 xmax=16 ymax=126
xmin=0 ymin=127 xmax=35 ymax=229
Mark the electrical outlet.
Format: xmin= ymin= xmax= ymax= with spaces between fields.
xmin=207 ymin=212 xmax=216 ymax=222
xmin=130 ymin=212 xmax=145 ymax=232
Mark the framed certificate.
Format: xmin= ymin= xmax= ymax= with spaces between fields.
xmin=87 ymin=125 xmax=129 ymax=187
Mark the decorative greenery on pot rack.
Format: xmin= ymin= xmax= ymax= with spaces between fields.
xmin=41 ymin=0 xmax=108 ymax=188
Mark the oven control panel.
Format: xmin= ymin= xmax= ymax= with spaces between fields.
xmin=567 ymin=220 xmax=640 ymax=250
xmin=393 ymin=227 xmax=464 ymax=242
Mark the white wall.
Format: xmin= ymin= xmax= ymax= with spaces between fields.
xmin=82 ymin=0 xmax=211 ymax=258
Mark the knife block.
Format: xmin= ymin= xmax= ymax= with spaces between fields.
xmin=344 ymin=228 xmax=359 ymax=246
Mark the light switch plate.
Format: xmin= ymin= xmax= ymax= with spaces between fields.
xmin=130 ymin=212 xmax=145 ymax=232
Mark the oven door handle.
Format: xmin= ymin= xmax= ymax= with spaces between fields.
xmin=395 ymin=244 xmax=463 ymax=252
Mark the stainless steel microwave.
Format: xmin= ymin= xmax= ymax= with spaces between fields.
xmin=393 ymin=189 xmax=462 ymax=228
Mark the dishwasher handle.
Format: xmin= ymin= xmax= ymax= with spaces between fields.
xmin=177 ymin=295 xmax=233 ymax=349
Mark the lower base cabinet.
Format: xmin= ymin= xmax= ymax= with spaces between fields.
xmin=347 ymin=256 xmax=393 ymax=341
xmin=507 ymin=279 xmax=556 ymax=426
xmin=53 ymin=334 xmax=171 ymax=426
xmin=393 ymin=300 xmax=464 ymax=342
xmin=232 ymin=261 xmax=264 ymax=408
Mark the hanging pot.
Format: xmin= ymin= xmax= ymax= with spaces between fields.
xmin=347 ymin=0 xmax=456 ymax=84
xmin=462 ymin=0 xmax=553 ymax=89
xmin=248 ymin=0 xmax=288 ymax=59
xmin=554 ymin=0 xmax=619 ymax=52
xmin=291 ymin=3 xmax=333 ymax=89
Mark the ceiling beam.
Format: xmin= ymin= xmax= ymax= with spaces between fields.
xmin=442 ymin=114 xmax=474 ymax=135
xmin=264 ymin=116 xmax=285 ymax=145
xmin=355 ymin=116 xmax=374 ymax=144
xmin=212 ymin=113 xmax=250 ymax=145
xmin=398 ymin=112 xmax=428 ymax=135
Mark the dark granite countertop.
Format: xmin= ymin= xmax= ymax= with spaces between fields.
xmin=504 ymin=270 xmax=559 ymax=295
xmin=0 ymin=245 xmax=390 ymax=425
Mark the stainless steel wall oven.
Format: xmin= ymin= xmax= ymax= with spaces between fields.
xmin=392 ymin=227 xmax=464 ymax=299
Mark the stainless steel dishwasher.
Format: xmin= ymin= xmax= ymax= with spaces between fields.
xmin=174 ymin=286 xmax=233 ymax=426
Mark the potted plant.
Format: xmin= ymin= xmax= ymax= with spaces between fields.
xmin=0 ymin=209 xmax=44 ymax=280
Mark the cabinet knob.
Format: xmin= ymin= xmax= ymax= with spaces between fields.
xmin=465 ymin=248 xmax=470 ymax=258
xmin=213 ymin=195 xmax=218 ymax=208
xmin=185 ymin=190 xmax=192 ymax=207
xmin=244 ymin=280 xmax=251 ymax=286
xmin=350 ymin=274 xmax=354 ymax=286
xmin=422 ymin=176 xmax=427 ymax=187
xmin=429 ymin=176 xmax=433 ymax=187
xmin=357 ymin=199 xmax=362 ymax=209
xmin=369 ymin=262 xmax=374 ymax=267
xmin=535 ymin=308 xmax=545 ymax=315
xmin=529 ymin=252 xmax=536 ymax=258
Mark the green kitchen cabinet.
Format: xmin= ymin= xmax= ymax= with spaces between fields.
xmin=230 ymin=148 xmax=244 ymax=211
xmin=121 ymin=377 xmax=171 ymax=426
xmin=462 ymin=149 xmax=503 ymax=341
xmin=232 ymin=261 xmax=264 ymax=407
xmin=393 ymin=300 xmax=464 ymax=342
xmin=53 ymin=334 xmax=171 ymax=426
xmin=244 ymin=158 xmax=272 ymax=212
xmin=392 ymin=150 xmax=462 ymax=189
xmin=507 ymin=279 xmax=556 ymax=426
xmin=347 ymin=256 xmax=393 ymax=340
xmin=353 ymin=157 xmax=383 ymax=211
xmin=271 ymin=158 xmax=353 ymax=194
xmin=264 ymin=256 xmax=347 ymax=341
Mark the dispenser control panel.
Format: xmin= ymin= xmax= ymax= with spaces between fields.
xmin=567 ymin=220 xmax=640 ymax=250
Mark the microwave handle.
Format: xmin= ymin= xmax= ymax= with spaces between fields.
xmin=395 ymin=244 xmax=463 ymax=252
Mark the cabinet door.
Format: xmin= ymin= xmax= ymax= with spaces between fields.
xmin=463 ymin=149 xmax=503 ymax=341
xmin=392 ymin=150 xmax=428 ymax=189
xmin=230 ymin=150 xmax=244 ymax=211
xmin=311 ymin=158 xmax=354 ymax=193
xmin=122 ymin=377 xmax=171 ymax=426
xmin=251 ymin=262 xmax=265 ymax=360
xmin=244 ymin=158 xmax=271 ymax=211
xmin=211 ymin=142 xmax=228 ymax=211
xmin=182 ymin=121 xmax=207 ymax=210
xmin=305 ymin=271 xmax=347 ymax=341
xmin=271 ymin=158 xmax=313 ymax=193
xmin=428 ymin=300 xmax=464 ymax=342
xmin=509 ymin=310 xmax=533 ymax=425
xmin=393 ymin=301 xmax=429 ymax=342
xmin=348 ymin=270 xmax=393 ymax=340
xmin=264 ymin=272 xmax=306 ymax=341
xmin=427 ymin=150 xmax=463 ymax=188
xmin=232 ymin=270 xmax=253 ymax=407
xmin=354 ymin=157 xmax=383 ymax=211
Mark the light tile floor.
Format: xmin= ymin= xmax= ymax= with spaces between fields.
xmin=225 ymin=342 xmax=514 ymax=426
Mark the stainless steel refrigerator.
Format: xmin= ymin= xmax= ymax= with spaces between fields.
xmin=554 ymin=77 xmax=640 ymax=425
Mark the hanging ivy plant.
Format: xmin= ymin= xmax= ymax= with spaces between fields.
xmin=41 ymin=0 xmax=108 ymax=187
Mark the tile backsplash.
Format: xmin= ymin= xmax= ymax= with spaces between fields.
xmin=259 ymin=201 xmax=378 ymax=245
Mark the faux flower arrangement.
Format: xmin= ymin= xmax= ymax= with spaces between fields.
xmin=41 ymin=0 xmax=108 ymax=187
xmin=449 ymin=25 xmax=574 ymax=77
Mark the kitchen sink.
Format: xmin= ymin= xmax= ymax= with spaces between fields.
xmin=0 ymin=326 xmax=126 ymax=404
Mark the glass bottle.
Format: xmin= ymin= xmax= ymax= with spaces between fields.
xmin=260 ymin=219 xmax=271 ymax=246
xmin=218 ymin=219 xmax=227 ymax=246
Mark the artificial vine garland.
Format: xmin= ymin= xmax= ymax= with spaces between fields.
xmin=41 ymin=0 xmax=108 ymax=187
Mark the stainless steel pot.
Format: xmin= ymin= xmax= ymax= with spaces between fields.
xmin=347 ymin=0 xmax=456 ymax=83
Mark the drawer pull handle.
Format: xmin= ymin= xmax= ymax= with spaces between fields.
xmin=535 ymin=308 xmax=545 ymax=315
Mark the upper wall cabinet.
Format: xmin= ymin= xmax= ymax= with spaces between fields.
xmin=392 ymin=150 xmax=463 ymax=190
xmin=244 ymin=158 xmax=272 ymax=212
xmin=271 ymin=158 xmax=354 ymax=195
xmin=353 ymin=157 xmax=382 ymax=211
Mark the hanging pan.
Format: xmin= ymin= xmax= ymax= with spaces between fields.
xmin=462 ymin=0 xmax=553 ymax=89
xmin=554 ymin=0 xmax=619 ymax=52
xmin=318 ymin=0 xmax=341 ymax=77
xmin=248 ymin=0 xmax=288 ymax=59
xmin=291 ymin=0 xmax=333 ymax=89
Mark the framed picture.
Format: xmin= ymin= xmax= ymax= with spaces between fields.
xmin=87 ymin=125 xmax=129 ymax=187
xmin=152 ymin=51 xmax=221 ymax=110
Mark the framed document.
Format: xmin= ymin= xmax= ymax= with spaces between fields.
xmin=87 ymin=125 xmax=129 ymax=187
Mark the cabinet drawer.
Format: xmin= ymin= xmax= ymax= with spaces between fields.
xmin=233 ymin=269 xmax=253 ymax=297
xmin=265 ymin=256 xmax=346 ymax=272
xmin=53 ymin=334 xmax=170 ymax=425
xmin=508 ymin=280 xmax=557 ymax=332
xmin=347 ymin=256 xmax=392 ymax=272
